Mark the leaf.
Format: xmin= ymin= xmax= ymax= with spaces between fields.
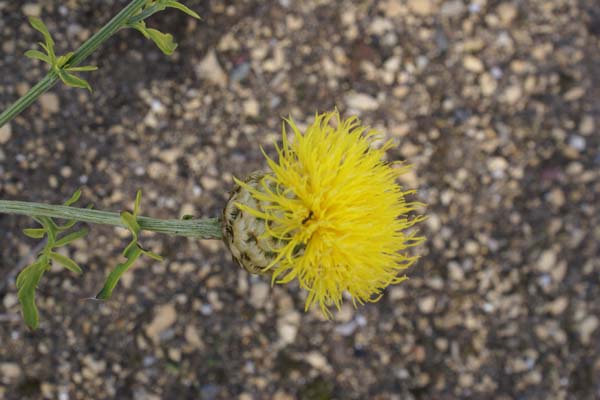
xmin=38 ymin=42 xmax=56 ymax=65
xmin=24 ymin=49 xmax=52 ymax=64
xmin=49 ymin=252 xmax=83 ymax=274
xmin=53 ymin=227 xmax=88 ymax=247
xmin=23 ymin=228 xmax=46 ymax=239
xmin=58 ymin=70 xmax=92 ymax=92
xmin=56 ymin=51 xmax=74 ymax=68
xmin=137 ymin=243 xmax=163 ymax=261
xmin=131 ymin=21 xmax=150 ymax=38
xmin=16 ymin=261 xmax=41 ymax=289
xmin=57 ymin=219 xmax=78 ymax=231
xmin=16 ymin=261 xmax=48 ymax=330
xmin=96 ymin=246 xmax=142 ymax=300
xmin=133 ymin=190 xmax=143 ymax=216
xmin=164 ymin=1 xmax=201 ymax=19
xmin=141 ymin=249 xmax=163 ymax=261
xmin=145 ymin=28 xmax=177 ymax=55
xmin=66 ymin=65 xmax=98 ymax=72
xmin=64 ymin=189 xmax=82 ymax=206
xmin=28 ymin=17 xmax=55 ymax=48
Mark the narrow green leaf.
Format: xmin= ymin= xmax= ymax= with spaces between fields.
xmin=39 ymin=42 xmax=56 ymax=65
xmin=96 ymin=246 xmax=142 ymax=300
xmin=164 ymin=1 xmax=201 ymax=19
xmin=59 ymin=70 xmax=92 ymax=92
xmin=56 ymin=51 xmax=74 ymax=68
xmin=141 ymin=249 xmax=163 ymax=261
xmin=133 ymin=190 xmax=143 ymax=216
xmin=24 ymin=49 xmax=52 ymax=64
xmin=49 ymin=252 xmax=83 ymax=274
xmin=64 ymin=189 xmax=82 ymax=206
xmin=57 ymin=219 xmax=78 ymax=231
xmin=28 ymin=17 xmax=55 ymax=47
xmin=16 ymin=261 xmax=41 ymax=289
xmin=145 ymin=28 xmax=177 ymax=55
xmin=131 ymin=21 xmax=150 ymax=38
xmin=53 ymin=228 xmax=88 ymax=247
xmin=16 ymin=261 xmax=48 ymax=329
xmin=66 ymin=65 xmax=98 ymax=72
xmin=23 ymin=228 xmax=46 ymax=239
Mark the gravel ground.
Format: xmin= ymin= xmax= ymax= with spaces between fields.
xmin=1 ymin=0 xmax=599 ymax=399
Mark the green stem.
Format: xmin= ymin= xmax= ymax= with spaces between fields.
xmin=0 ymin=200 xmax=222 ymax=240
xmin=0 ymin=0 xmax=147 ymax=128
xmin=0 ymin=72 xmax=59 ymax=127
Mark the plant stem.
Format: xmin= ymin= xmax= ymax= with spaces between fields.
xmin=0 ymin=0 xmax=147 ymax=128
xmin=0 ymin=200 xmax=222 ymax=240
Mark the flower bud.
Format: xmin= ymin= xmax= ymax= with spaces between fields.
xmin=222 ymin=173 xmax=281 ymax=274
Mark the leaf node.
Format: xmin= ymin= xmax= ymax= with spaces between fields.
xmin=96 ymin=190 xmax=163 ymax=300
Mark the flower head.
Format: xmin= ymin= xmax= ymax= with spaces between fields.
xmin=223 ymin=110 xmax=425 ymax=316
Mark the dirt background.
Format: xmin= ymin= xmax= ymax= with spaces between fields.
xmin=1 ymin=0 xmax=599 ymax=399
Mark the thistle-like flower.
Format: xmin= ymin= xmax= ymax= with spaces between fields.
xmin=223 ymin=110 xmax=425 ymax=317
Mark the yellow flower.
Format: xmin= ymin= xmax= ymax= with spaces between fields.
xmin=223 ymin=110 xmax=425 ymax=317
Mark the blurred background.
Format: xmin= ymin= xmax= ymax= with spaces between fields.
xmin=1 ymin=0 xmax=599 ymax=399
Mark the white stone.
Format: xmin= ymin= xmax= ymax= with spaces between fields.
xmin=568 ymin=135 xmax=586 ymax=152
xmin=304 ymin=351 xmax=333 ymax=373
xmin=22 ymin=3 xmax=41 ymax=17
xmin=579 ymin=316 xmax=598 ymax=345
xmin=546 ymin=297 xmax=568 ymax=315
xmin=418 ymin=296 xmax=436 ymax=313
xmin=479 ymin=73 xmax=497 ymax=96
xmin=277 ymin=311 xmax=300 ymax=345
xmin=547 ymin=188 xmax=565 ymax=208
xmin=345 ymin=92 xmax=379 ymax=111
xmin=384 ymin=56 xmax=401 ymax=72
xmin=158 ymin=148 xmax=181 ymax=164
xmin=40 ymin=92 xmax=60 ymax=114
xmin=579 ymin=115 xmax=594 ymax=136
xmin=407 ymin=0 xmax=437 ymax=16
xmin=564 ymin=87 xmax=585 ymax=101
xmin=145 ymin=304 xmax=177 ymax=343
xmin=497 ymin=3 xmax=518 ymax=25
xmin=441 ymin=0 xmax=465 ymax=17
xmin=0 ymin=363 xmax=21 ymax=383
xmin=243 ymin=98 xmax=260 ymax=117
xmin=200 ymin=176 xmax=218 ymax=190
xmin=369 ymin=17 xmax=394 ymax=35
xmin=184 ymin=325 xmax=205 ymax=349
xmin=487 ymin=157 xmax=508 ymax=173
xmin=501 ymin=85 xmax=522 ymax=104
xmin=249 ymin=282 xmax=270 ymax=308
xmin=195 ymin=50 xmax=227 ymax=87
xmin=463 ymin=55 xmax=484 ymax=73
xmin=536 ymin=249 xmax=557 ymax=272
xmin=2 ymin=293 xmax=17 ymax=308
xmin=0 ymin=123 xmax=11 ymax=144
